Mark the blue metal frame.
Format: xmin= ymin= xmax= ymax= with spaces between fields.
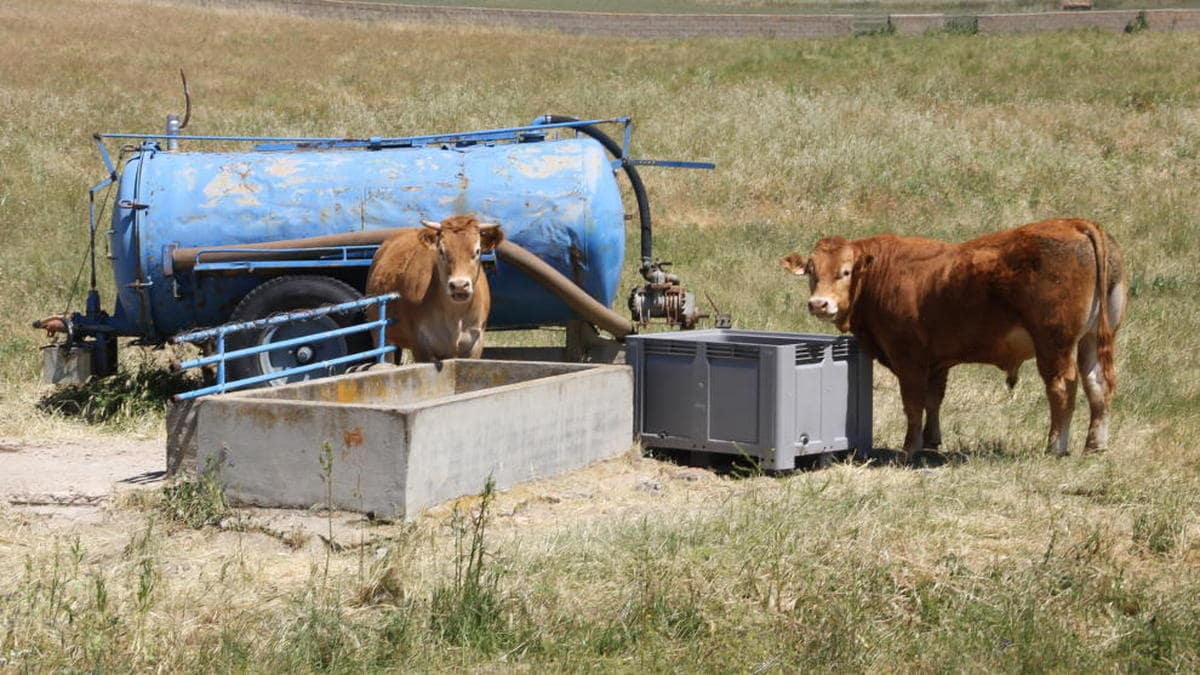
xmin=172 ymin=293 xmax=398 ymax=400
xmin=96 ymin=117 xmax=630 ymax=152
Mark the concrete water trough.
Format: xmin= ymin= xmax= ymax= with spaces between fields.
xmin=193 ymin=360 xmax=633 ymax=519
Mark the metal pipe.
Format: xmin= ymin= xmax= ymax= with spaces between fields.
xmin=171 ymin=229 xmax=403 ymax=272
xmin=96 ymin=118 xmax=624 ymax=147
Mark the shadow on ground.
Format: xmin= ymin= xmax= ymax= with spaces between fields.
xmin=649 ymin=438 xmax=1017 ymax=476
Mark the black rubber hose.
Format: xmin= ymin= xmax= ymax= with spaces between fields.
xmin=534 ymin=115 xmax=653 ymax=264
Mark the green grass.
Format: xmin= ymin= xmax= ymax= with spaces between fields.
xmin=1 ymin=0 xmax=1199 ymax=670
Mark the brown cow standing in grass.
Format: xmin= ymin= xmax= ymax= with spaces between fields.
xmin=366 ymin=215 xmax=504 ymax=362
xmin=781 ymin=218 xmax=1127 ymax=463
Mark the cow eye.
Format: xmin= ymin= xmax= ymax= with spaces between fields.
xmin=841 ymin=269 xmax=851 ymax=278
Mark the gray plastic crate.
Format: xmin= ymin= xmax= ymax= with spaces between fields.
xmin=626 ymin=329 xmax=872 ymax=470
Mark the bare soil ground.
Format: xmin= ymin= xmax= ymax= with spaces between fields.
xmin=0 ymin=431 xmax=729 ymax=551
xmin=0 ymin=436 xmax=164 ymax=509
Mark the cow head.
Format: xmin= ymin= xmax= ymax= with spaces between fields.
xmin=780 ymin=237 xmax=873 ymax=330
xmin=420 ymin=216 xmax=504 ymax=303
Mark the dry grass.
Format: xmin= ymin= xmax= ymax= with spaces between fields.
xmin=373 ymin=0 xmax=1200 ymax=15
xmin=2 ymin=0 xmax=1199 ymax=670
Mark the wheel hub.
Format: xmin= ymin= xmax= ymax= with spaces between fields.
xmin=256 ymin=316 xmax=348 ymax=386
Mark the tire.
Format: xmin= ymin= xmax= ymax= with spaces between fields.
xmin=224 ymin=275 xmax=371 ymax=387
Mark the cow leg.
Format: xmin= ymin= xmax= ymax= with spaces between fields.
xmin=460 ymin=327 xmax=485 ymax=359
xmin=923 ymin=367 xmax=949 ymax=450
xmin=1036 ymin=345 xmax=1078 ymax=456
xmin=897 ymin=369 xmax=928 ymax=465
xmin=1077 ymin=334 xmax=1109 ymax=452
xmin=382 ymin=325 xmax=405 ymax=365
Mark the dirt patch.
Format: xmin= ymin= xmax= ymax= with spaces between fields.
xmin=0 ymin=436 xmax=165 ymax=513
xmin=0 ymin=432 xmax=743 ymax=555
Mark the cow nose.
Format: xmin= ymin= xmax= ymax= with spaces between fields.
xmin=809 ymin=298 xmax=829 ymax=313
xmin=448 ymin=278 xmax=472 ymax=295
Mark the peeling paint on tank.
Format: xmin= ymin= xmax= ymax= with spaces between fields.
xmin=202 ymin=162 xmax=261 ymax=208
xmin=264 ymin=157 xmax=303 ymax=178
xmin=558 ymin=199 xmax=586 ymax=223
xmin=512 ymin=152 xmax=578 ymax=179
xmin=178 ymin=165 xmax=197 ymax=192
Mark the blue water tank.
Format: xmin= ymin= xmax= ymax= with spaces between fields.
xmin=109 ymin=137 xmax=625 ymax=338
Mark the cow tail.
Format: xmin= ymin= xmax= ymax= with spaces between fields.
xmin=1082 ymin=223 xmax=1116 ymax=395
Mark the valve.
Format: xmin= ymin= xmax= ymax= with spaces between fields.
xmin=627 ymin=260 xmax=701 ymax=329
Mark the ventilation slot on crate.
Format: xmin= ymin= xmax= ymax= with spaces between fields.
xmin=795 ymin=344 xmax=827 ymax=366
xmin=831 ymin=340 xmax=852 ymax=361
xmin=644 ymin=341 xmax=697 ymax=358
xmin=706 ymin=344 xmax=758 ymax=360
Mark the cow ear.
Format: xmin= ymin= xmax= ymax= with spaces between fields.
xmin=780 ymin=253 xmax=808 ymax=276
xmin=417 ymin=227 xmax=439 ymax=248
xmin=479 ymin=223 xmax=504 ymax=251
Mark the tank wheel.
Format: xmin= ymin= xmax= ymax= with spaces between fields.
xmin=224 ymin=275 xmax=371 ymax=387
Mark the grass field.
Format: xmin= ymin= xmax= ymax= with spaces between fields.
xmin=2 ymin=0 xmax=1200 ymax=670
xmin=374 ymin=0 xmax=1200 ymax=16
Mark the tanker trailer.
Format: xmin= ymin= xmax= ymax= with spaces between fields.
xmin=35 ymin=111 xmax=715 ymax=386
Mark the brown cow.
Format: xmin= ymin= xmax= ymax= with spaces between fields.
xmin=366 ymin=215 xmax=504 ymax=362
xmin=780 ymin=218 xmax=1127 ymax=462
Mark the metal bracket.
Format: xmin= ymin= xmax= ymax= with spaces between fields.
xmin=162 ymin=243 xmax=177 ymax=277
xmin=617 ymin=158 xmax=716 ymax=170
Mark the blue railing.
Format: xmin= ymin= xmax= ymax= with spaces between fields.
xmin=172 ymin=293 xmax=398 ymax=400
xmin=95 ymin=117 xmax=633 ymax=155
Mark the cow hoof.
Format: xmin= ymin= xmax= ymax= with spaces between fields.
xmin=1083 ymin=444 xmax=1107 ymax=455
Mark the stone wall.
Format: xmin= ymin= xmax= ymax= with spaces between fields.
xmin=182 ymin=0 xmax=1200 ymax=38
